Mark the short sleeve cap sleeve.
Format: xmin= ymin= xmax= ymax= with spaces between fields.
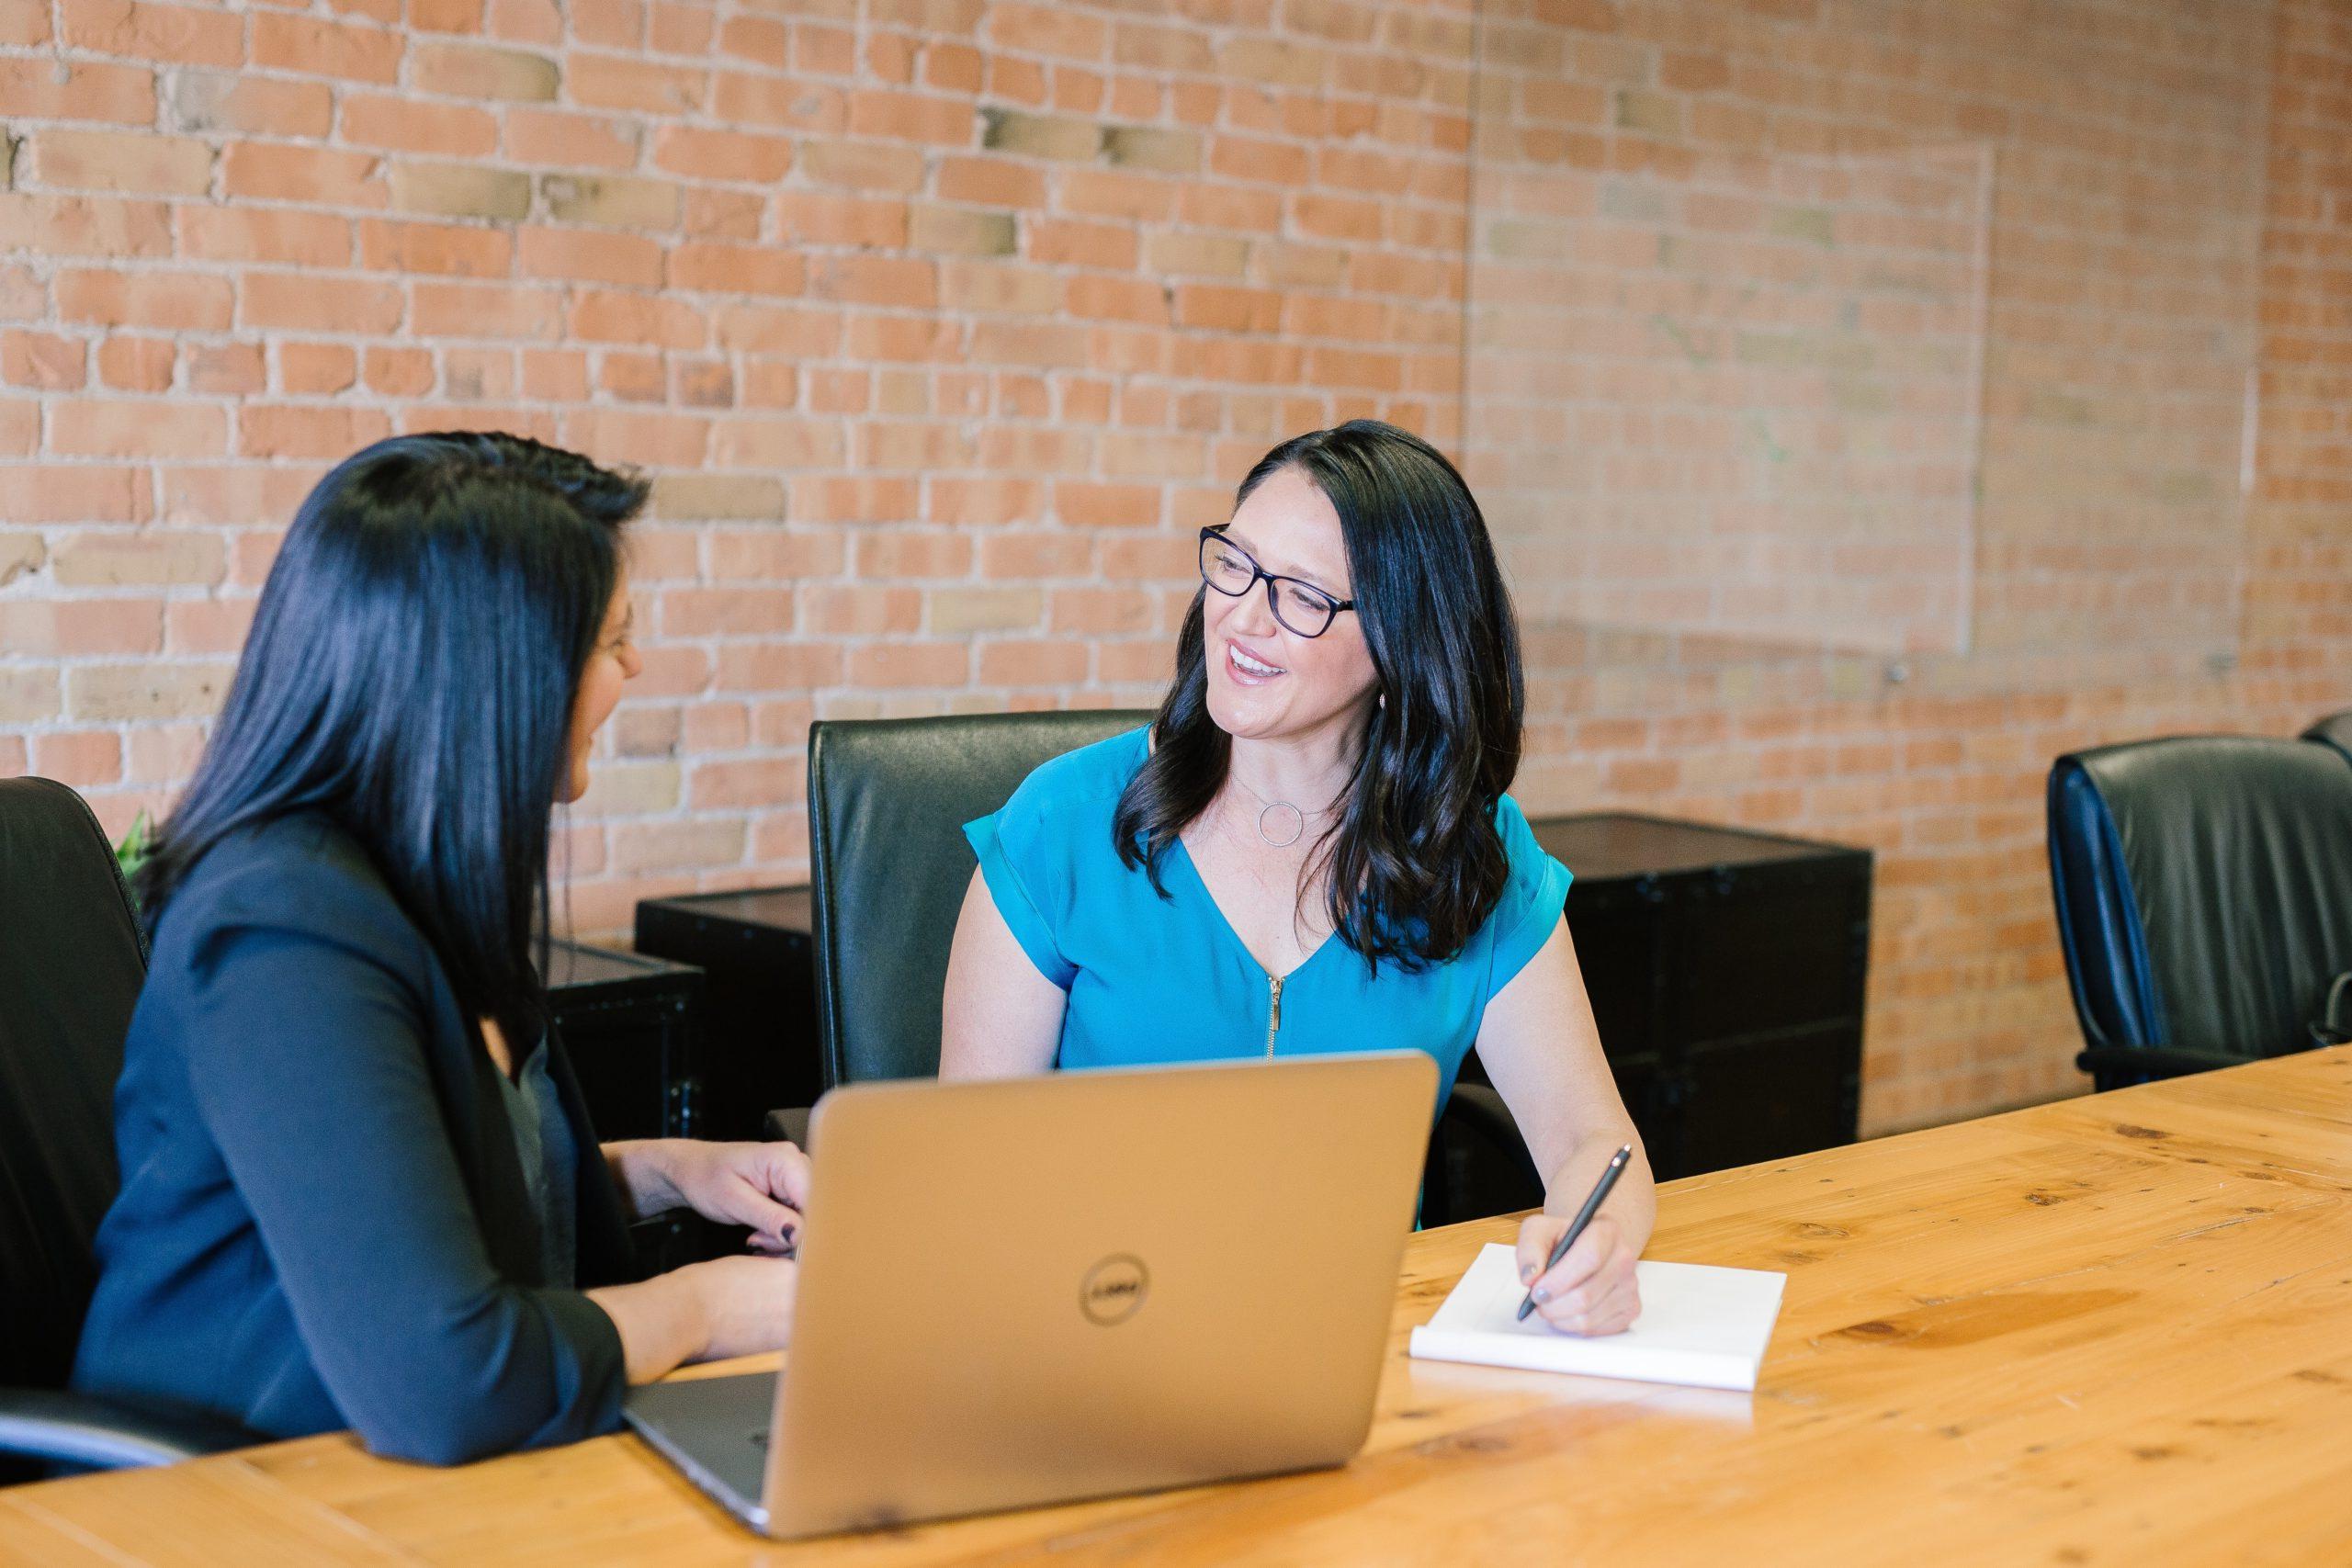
xmin=964 ymin=772 xmax=1080 ymax=990
xmin=1483 ymin=795 xmax=1573 ymax=1001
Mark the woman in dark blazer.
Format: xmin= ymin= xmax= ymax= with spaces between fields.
xmin=71 ymin=434 xmax=803 ymax=1464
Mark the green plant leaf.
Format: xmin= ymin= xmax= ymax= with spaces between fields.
xmin=116 ymin=808 xmax=153 ymax=886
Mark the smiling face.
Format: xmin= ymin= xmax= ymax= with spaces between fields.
xmin=561 ymin=574 xmax=640 ymax=804
xmin=1201 ymin=466 xmax=1380 ymax=749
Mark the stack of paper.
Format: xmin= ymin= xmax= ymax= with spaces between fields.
xmin=1407 ymin=1244 xmax=1786 ymax=1393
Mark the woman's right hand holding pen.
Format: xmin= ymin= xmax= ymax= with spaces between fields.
xmin=1514 ymin=1212 xmax=1642 ymax=1337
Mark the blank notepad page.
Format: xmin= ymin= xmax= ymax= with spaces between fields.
xmin=1408 ymin=1244 xmax=1786 ymax=1393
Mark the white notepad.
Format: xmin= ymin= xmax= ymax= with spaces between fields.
xmin=1408 ymin=1244 xmax=1786 ymax=1393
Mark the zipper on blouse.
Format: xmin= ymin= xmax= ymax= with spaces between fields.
xmin=1264 ymin=973 xmax=1285 ymax=1056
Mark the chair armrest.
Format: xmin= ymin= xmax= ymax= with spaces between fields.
xmin=1441 ymin=1082 xmax=1524 ymax=1159
xmin=762 ymin=1106 xmax=812 ymax=1149
xmin=0 ymin=1387 xmax=257 ymax=1472
xmin=1420 ymin=1079 xmax=1546 ymax=1228
xmin=2075 ymin=1046 xmax=2252 ymax=1089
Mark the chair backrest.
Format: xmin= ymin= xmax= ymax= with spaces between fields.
xmin=808 ymin=710 xmax=1153 ymax=1088
xmin=2301 ymin=710 xmax=2352 ymax=765
xmin=2046 ymin=737 xmax=2352 ymax=1058
xmin=0 ymin=778 xmax=148 ymax=1390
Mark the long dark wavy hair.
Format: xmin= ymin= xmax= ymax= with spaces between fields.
xmin=1111 ymin=420 xmax=1525 ymax=972
xmin=136 ymin=432 xmax=646 ymax=1039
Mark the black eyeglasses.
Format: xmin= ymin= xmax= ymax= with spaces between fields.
xmin=1197 ymin=529 xmax=1356 ymax=639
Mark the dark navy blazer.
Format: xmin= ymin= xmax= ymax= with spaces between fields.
xmin=70 ymin=814 xmax=638 ymax=1464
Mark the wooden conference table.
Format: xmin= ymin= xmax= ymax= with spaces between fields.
xmin=6 ymin=1048 xmax=2349 ymax=1566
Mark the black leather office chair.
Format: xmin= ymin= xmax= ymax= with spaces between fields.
xmin=769 ymin=713 xmax=1542 ymax=1224
xmin=2301 ymin=710 xmax=2352 ymax=765
xmin=2046 ymin=738 xmax=2352 ymax=1091
xmin=807 ymin=709 xmax=1151 ymax=1090
xmin=0 ymin=777 xmax=256 ymax=1476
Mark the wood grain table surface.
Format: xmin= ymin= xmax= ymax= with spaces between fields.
xmin=6 ymin=1047 xmax=2349 ymax=1567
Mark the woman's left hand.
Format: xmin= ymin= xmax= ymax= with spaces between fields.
xmin=619 ymin=1140 xmax=810 ymax=1255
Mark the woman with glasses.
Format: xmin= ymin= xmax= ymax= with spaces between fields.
xmin=940 ymin=420 xmax=1654 ymax=1339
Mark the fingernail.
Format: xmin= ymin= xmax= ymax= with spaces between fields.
xmin=1531 ymin=1286 xmax=1550 ymax=1304
xmin=1520 ymin=1266 xmax=1536 ymax=1284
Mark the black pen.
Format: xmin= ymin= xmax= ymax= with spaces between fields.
xmin=1515 ymin=1143 xmax=1634 ymax=1323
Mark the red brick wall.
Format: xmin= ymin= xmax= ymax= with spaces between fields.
xmin=1458 ymin=0 xmax=2352 ymax=1129
xmin=2 ymin=0 xmax=2346 ymax=1131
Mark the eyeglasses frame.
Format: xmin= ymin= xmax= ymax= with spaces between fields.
xmin=1195 ymin=527 xmax=1358 ymax=639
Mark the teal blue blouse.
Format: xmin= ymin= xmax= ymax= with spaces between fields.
xmin=964 ymin=728 xmax=1573 ymax=1111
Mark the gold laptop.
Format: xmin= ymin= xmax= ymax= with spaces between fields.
xmin=624 ymin=1051 xmax=1437 ymax=1539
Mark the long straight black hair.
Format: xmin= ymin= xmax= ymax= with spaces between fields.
xmin=137 ymin=432 xmax=647 ymax=1039
xmin=1112 ymin=420 xmax=1525 ymax=972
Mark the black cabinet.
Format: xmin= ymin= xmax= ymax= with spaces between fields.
xmin=1525 ymin=813 xmax=1872 ymax=1181
xmin=632 ymin=887 xmax=818 ymax=1142
xmin=544 ymin=940 xmax=707 ymax=1271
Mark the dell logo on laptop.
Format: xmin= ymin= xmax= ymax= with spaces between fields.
xmin=1079 ymin=1254 xmax=1149 ymax=1325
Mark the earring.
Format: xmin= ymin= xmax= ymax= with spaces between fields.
xmin=1377 ymin=691 xmax=1387 ymax=711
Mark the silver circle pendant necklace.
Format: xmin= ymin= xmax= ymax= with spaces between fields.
xmin=1227 ymin=773 xmax=1329 ymax=850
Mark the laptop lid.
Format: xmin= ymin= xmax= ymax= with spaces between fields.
xmin=760 ymin=1051 xmax=1437 ymax=1540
